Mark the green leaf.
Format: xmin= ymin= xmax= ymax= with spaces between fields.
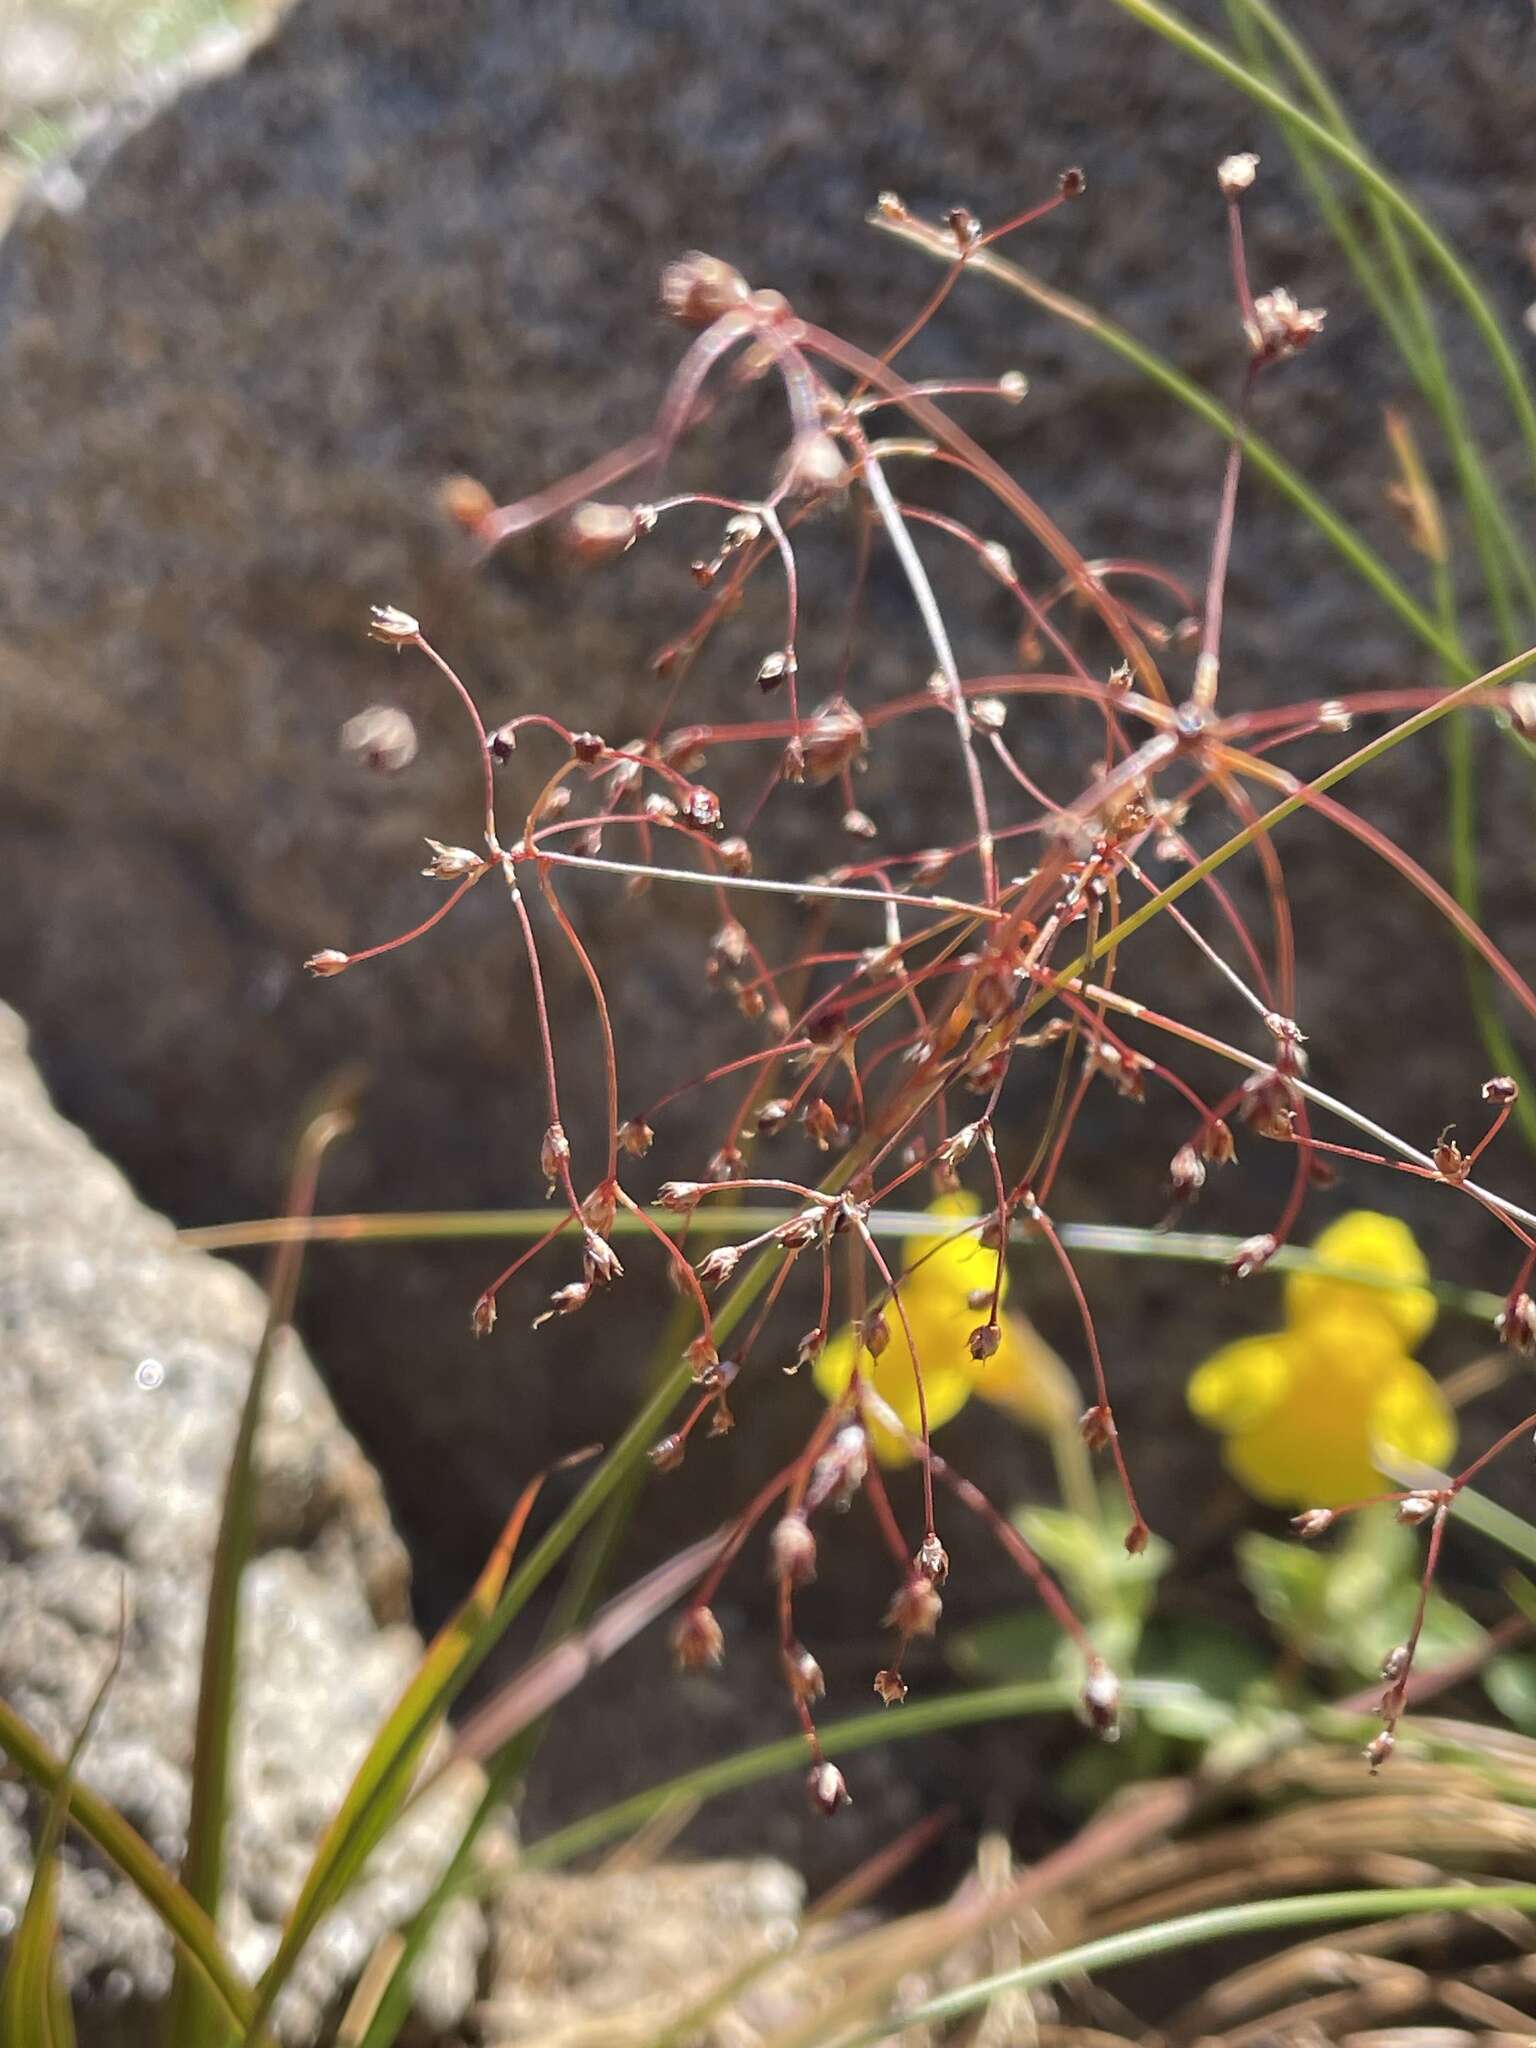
xmin=248 ymin=1454 xmax=574 ymax=2035
xmin=1485 ymin=1653 xmax=1536 ymax=1733
xmin=0 ymin=1698 xmax=257 ymax=2041
xmin=166 ymin=1098 xmax=353 ymax=2048
xmin=946 ymin=1610 xmax=1072 ymax=1686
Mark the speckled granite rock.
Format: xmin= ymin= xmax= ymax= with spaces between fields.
xmin=479 ymin=1859 xmax=806 ymax=2045
xmin=0 ymin=1000 xmax=484 ymax=2039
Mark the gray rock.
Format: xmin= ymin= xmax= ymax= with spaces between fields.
xmin=0 ymin=1001 xmax=485 ymax=2039
xmin=0 ymin=0 xmax=1532 ymax=1869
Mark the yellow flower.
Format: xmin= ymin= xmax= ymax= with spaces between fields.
xmin=813 ymin=1193 xmax=1072 ymax=1465
xmin=1188 ymin=1210 xmax=1455 ymax=1508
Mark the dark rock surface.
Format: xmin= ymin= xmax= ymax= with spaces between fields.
xmin=1 ymin=0 xmax=1534 ymax=1865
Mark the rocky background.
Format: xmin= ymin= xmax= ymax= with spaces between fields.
xmin=1 ymin=0 xmax=1534 ymax=1882
xmin=0 ymin=999 xmax=486 ymax=2038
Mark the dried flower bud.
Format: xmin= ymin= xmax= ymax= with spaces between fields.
xmin=798 ymin=696 xmax=868 ymax=784
xmin=1079 ymin=1660 xmax=1121 ymax=1740
xmin=968 ymin=1321 xmax=1002 ymax=1361
xmin=1241 ymin=1069 xmax=1297 ymax=1141
xmin=582 ymin=1230 xmax=623 ymax=1288
xmin=756 ymin=649 xmax=793 ymax=693
xmin=884 ymin=1574 xmax=943 ymax=1638
xmin=873 ymin=1668 xmax=907 ymax=1707
xmin=367 ymin=603 xmax=420 ymax=645
xmin=1396 ymin=1492 xmax=1437 ymax=1526
xmin=770 ymin=1512 xmax=818 ymax=1586
xmin=936 ymin=1122 xmax=983 ymax=1171
xmin=1246 ymin=286 xmax=1327 ymax=361
xmin=1228 ymin=1233 xmax=1278 ymax=1281
xmin=783 ymin=1643 xmax=826 ymax=1703
xmin=696 ymin=1244 xmax=743 ymax=1291
xmin=1364 ymin=1728 xmax=1395 ymax=1772
xmin=1508 ymin=681 xmax=1536 ymax=739
xmin=304 ymin=949 xmax=351 ymax=978
xmin=567 ymin=500 xmax=643 ymax=563
xmin=341 ymin=704 xmax=418 ymax=773
xmin=681 ymin=785 xmax=723 ymax=833
xmin=540 ymin=1123 xmax=571 ymax=1190
xmin=862 ymin=1311 xmax=891 ymax=1359
xmin=471 ymin=1292 xmax=497 ymax=1338
xmin=945 ymin=204 xmax=981 ymax=248
xmin=1484 ymin=1075 xmax=1520 ymax=1104
xmin=1433 ymin=1129 xmax=1467 ymax=1183
xmin=1079 ymin=1404 xmax=1113 ymax=1453
xmin=806 ymin=1424 xmax=869 ymax=1513
xmin=970 ymin=694 xmax=1008 ymax=734
xmin=1157 ymin=1151 xmax=1203 ymax=1212
xmin=915 ymin=1531 xmax=949 ymax=1585
xmin=684 ymin=1333 xmax=720 ymax=1381
xmin=1217 ymin=151 xmax=1260 ymax=197
xmin=656 ymin=1181 xmax=704 ymax=1212
xmin=1058 ymin=166 xmax=1086 ymax=198
xmin=792 ymin=1327 xmax=826 ymax=1375
xmin=438 ymin=472 xmax=495 ymax=532
xmin=997 ymin=369 xmax=1029 ymax=404
xmin=1497 ymin=1291 xmax=1536 ymax=1353
xmin=1200 ymin=1118 xmax=1237 ymax=1166
xmin=1291 ymin=1508 xmax=1336 ymax=1539
xmin=842 ymin=807 xmax=877 ymax=839
xmin=644 ymin=791 xmax=679 ymax=822
xmin=618 ymin=1117 xmax=654 ymax=1158
xmin=648 ymin=1432 xmax=685 ymax=1472
xmin=488 ymin=721 xmax=518 ymax=762
xmin=1381 ymin=1644 xmax=1411 ymax=1684
xmin=806 ymin=1761 xmax=850 ymax=1815
xmin=532 ymin=1280 xmax=591 ymax=1329
xmin=774 ymin=1209 xmax=822 ymax=1252
xmin=707 ymin=1144 xmax=743 ymax=1183
xmin=711 ymin=918 xmax=749 ymax=967
xmin=779 ymin=430 xmax=850 ymax=498
xmin=659 ymin=251 xmax=750 ymax=327
xmin=671 ymin=1604 xmax=725 ymax=1671
xmin=718 ymin=835 xmax=753 ymax=876
xmin=1124 ymin=1520 xmax=1150 ymax=1557
xmin=421 ymin=837 xmax=484 ymax=880
xmin=803 ymin=1099 xmax=839 ymax=1151
xmin=755 ymin=1098 xmax=792 ymax=1137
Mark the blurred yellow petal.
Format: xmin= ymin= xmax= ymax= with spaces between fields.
xmin=1211 ymin=1308 xmax=1448 ymax=1509
xmin=973 ymin=1310 xmax=1078 ymax=1431
xmin=1284 ymin=1209 xmax=1436 ymax=1351
xmin=902 ymin=1189 xmax=1010 ymax=1308
xmin=1372 ymin=1355 xmax=1457 ymax=1478
xmin=1187 ymin=1332 xmax=1293 ymax=1436
xmin=811 ymin=1289 xmax=975 ymax=1467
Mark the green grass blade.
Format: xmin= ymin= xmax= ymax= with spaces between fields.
xmin=869 ymin=211 xmax=1457 ymax=669
xmin=164 ymin=1097 xmax=354 ymax=2048
xmin=519 ymin=1680 xmax=1087 ymax=1870
xmin=1223 ymin=0 xmax=1536 ymax=633
xmin=0 ymin=1631 xmax=120 ymax=2048
xmin=834 ymin=1882 xmax=1536 ymax=2046
xmin=247 ymin=1454 xmax=573 ymax=2034
xmin=0 ymin=1698 xmax=257 ymax=2040
xmin=1102 ymin=0 xmax=1536 ymax=489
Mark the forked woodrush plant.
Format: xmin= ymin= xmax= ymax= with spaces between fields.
xmin=307 ymin=160 xmax=1536 ymax=1801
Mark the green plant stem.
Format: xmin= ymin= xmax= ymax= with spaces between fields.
xmin=1102 ymin=0 xmax=1536 ymax=490
xmin=1222 ymin=0 xmax=1536 ymax=631
xmin=518 ymin=1680 xmax=1081 ymax=1869
xmin=177 ymin=1212 xmax=1507 ymax=1326
xmin=870 ymin=213 xmax=1455 ymax=668
xmin=836 ymin=1882 xmax=1536 ymax=2045
xmin=0 ymin=1700 xmax=257 ymax=2041
xmin=166 ymin=1107 xmax=348 ymax=2048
